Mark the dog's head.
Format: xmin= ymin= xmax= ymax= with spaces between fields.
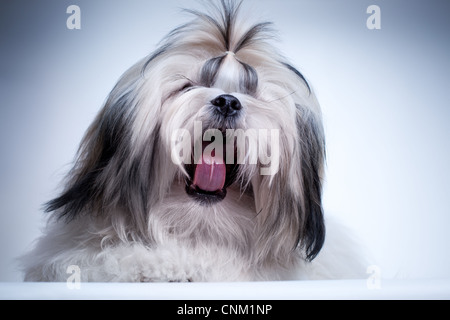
xmin=47 ymin=0 xmax=326 ymax=262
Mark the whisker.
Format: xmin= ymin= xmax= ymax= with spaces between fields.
xmin=267 ymin=90 xmax=297 ymax=104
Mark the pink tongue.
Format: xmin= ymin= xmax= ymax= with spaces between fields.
xmin=193 ymin=154 xmax=226 ymax=192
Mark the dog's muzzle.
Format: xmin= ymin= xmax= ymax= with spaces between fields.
xmin=185 ymin=94 xmax=242 ymax=205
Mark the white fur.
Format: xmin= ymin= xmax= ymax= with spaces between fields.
xmin=22 ymin=187 xmax=365 ymax=282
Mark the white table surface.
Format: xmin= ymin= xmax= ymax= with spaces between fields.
xmin=1 ymin=278 xmax=449 ymax=300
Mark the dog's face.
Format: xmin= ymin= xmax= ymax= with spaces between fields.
xmin=46 ymin=1 xmax=326 ymax=263
xmin=161 ymin=50 xmax=294 ymax=205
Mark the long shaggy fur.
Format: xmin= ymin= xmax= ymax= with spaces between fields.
xmin=21 ymin=0 xmax=365 ymax=282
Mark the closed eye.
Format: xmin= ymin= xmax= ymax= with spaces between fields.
xmin=167 ymin=81 xmax=196 ymax=101
xmin=179 ymin=82 xmax=194 ymax=92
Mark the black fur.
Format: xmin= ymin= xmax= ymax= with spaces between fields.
xmin=45 ymin=81 xmax=151 ymax=227
xmin=296 ymin=104 xmax=326 ymax=261
xmin=234 ymin=22 xmax=273 ymax=52
xmin=282 ymin=62 xmax=311 ymax=94
xmin=200 ymin=56 xmax=226 ymax=87
xmin=238 ymin=61 xmax=258 ymax=95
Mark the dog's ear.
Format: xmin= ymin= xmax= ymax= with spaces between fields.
xmin=294 ymin=103 xmax=326 ymax=261
xmin=254 ymin=76 xmax=325 ymax=264
xmin=45 ymin=59 xmax=161 ymax=237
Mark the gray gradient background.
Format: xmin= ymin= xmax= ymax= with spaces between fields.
xmin=1 ymin=0 xmax=449 ymax=282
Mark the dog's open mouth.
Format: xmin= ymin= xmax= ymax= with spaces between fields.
xmin=185 ymin=137 xmax=238 ymax=205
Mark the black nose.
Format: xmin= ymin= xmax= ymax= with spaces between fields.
xmin=211 ymin=94 xmax=242 ymax=117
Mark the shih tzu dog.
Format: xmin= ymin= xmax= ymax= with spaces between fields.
xmin=22 ymin=0 xmax=365 ymax=282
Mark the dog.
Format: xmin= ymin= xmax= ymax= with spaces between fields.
xmin=22 ymin=0 xmax=366 ymax=282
